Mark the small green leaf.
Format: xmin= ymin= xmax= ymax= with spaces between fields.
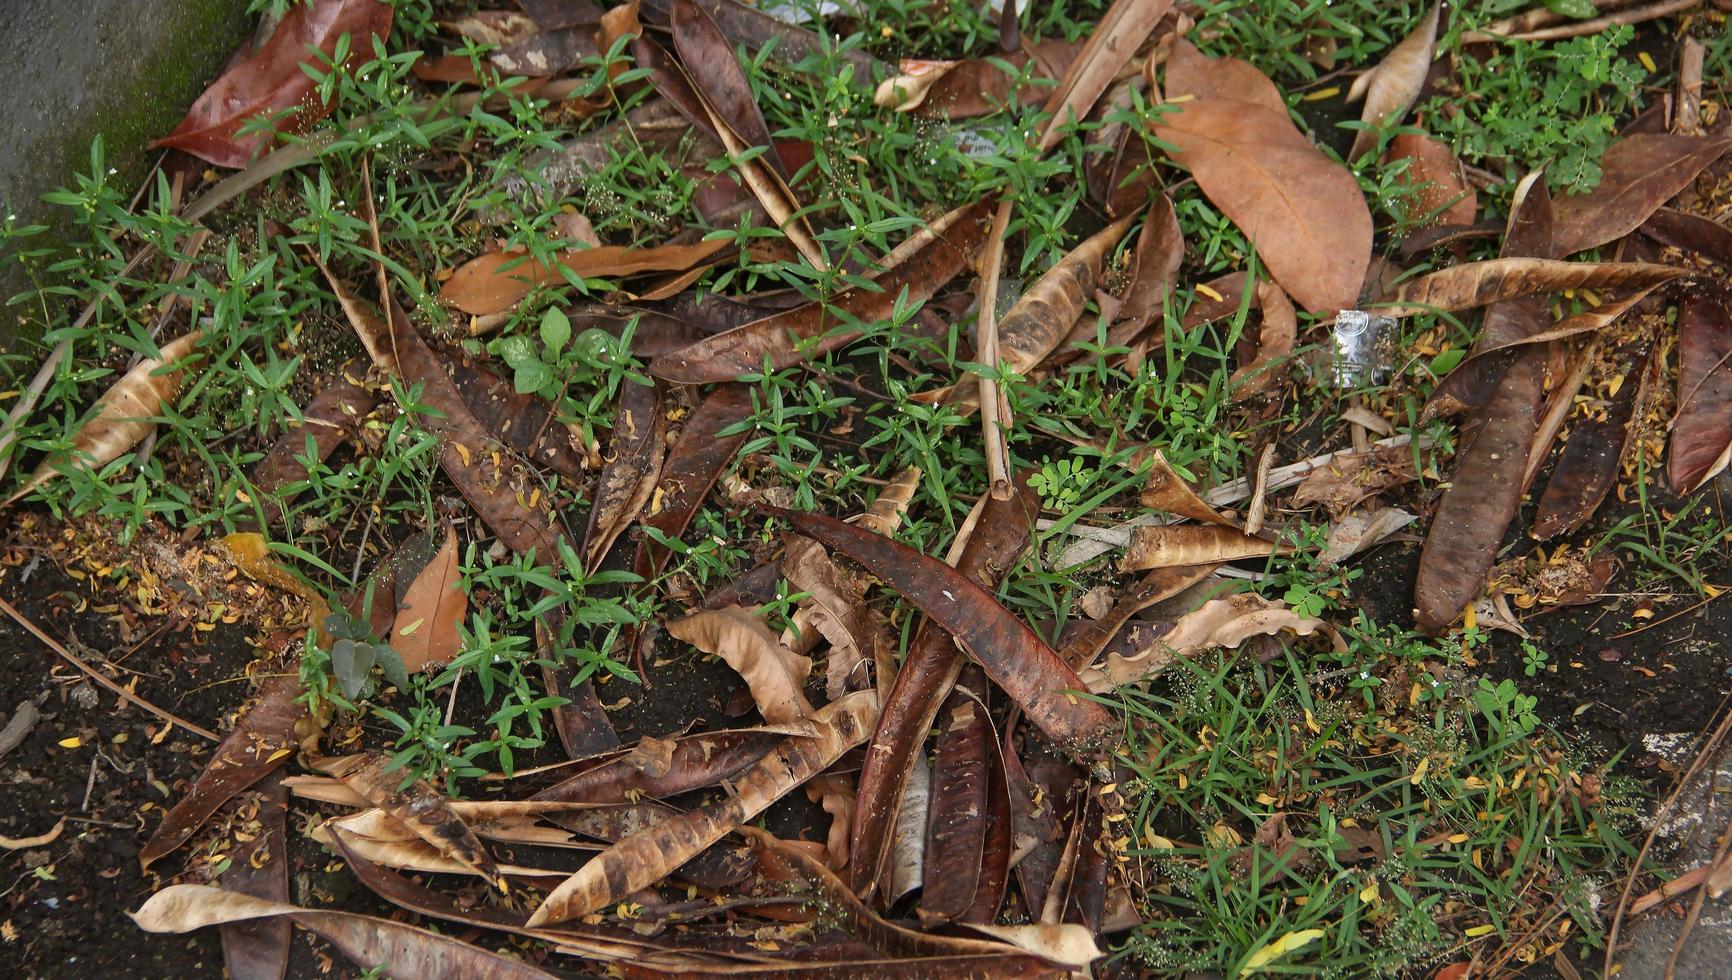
xmin=540 ymin=307 xmax=572 ymax=352
xmin=497 ymin=335 xmax=538 ymax=369
xmin=1429 ymin=349 xmax=1465 ymax=376
xmin=1543 ymin=0 xmax=1596 ymax=18
xmin=514 ymin=361 xmax=554 ymax=394
xmin=372 ymin=642 xmax=411 ymax=692
xmin=330 ymin=638 xmax=376 ymax=701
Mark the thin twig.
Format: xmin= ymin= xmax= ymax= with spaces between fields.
xmin=0 ymin=596 xmax=217 ymax=741
xmin=976 ymin=197 xmax=1016 ymax=501
xmin=1498 ymin=0 xmax=1701 ymax=42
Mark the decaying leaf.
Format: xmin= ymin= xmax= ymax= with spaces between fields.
xmin=1080 ymin=593 xmax=1332 ymax=690
xmin=390 ymin=524 xmax=467 ymax=674
xmin=780 ymin=537 xmax=875 ymax=696
xmin=584 ymin=379 xmax=667 ymax=571
xmin=139 ymin=675 xmax=307 ymax=870
xmin=1036 ymin=0 xmax=1173 ymax=151
xmin=1164 ymin=38 xmax=1285 ymax=115
xmin=648 ymin=200 xmax=994 ymax=382
xmin=1379 ymin=259 xmax=1683 ymax=317
xmin=7 ymin=331 xmax=203 ymax=506
xmin=1153 ymin=98 xmax=1372 ymax=313
xmin=441 ymin=240 xmax=729 ymax=316
xmin=1669 ymin=286 xmax=1732 ymax=493
xmin=155 ymin=0 xmax=394 ymax=167
xmin=1139 ymin=450 xmax=1234 ymax=525
xmin=1120 ymin=524 xmax=1288 ymax=571
xmin=1229 ymin=280 xmax=1297 ymax=398
xmin=132 ymin=885 xmax=554 ymax=978
xmin=773 ymin=508 xmax=1117 ymax=760
xmin=1534 ymin=344 xmax=1653 ymax=538
xmin=533 ymin=726 xmax=787 ymax=803
xmin=1316 ymin=507 xmax=1418 ymax=565
xmin=634 ymin=383 xmax=756 ymax=579
xmin=1345 ymin=4 xmax=1439 ymax=162
xmin=1551 ymin=134 xmax=1732 ymax=256
xmin=875 ymin=40 xmax=1081 ymax=119
xmin=993 ymin=214 xmax=1137 ymax=378
xmin=1057 ymin=564 xmax=1224 ymax=669
xmin=219 ymin=776 xmax=290 ymax=980
xmin=804 ymin=775 xmax=855 ymax=870
xmin=667 ymin=606 xmax=815 ymax=724
xmin=920 ymin=683 xmax=992 ymax=925
xmin=319 ymin=752 xmax=501 ymax=887
xmin=526 ymin=689 xmax=879 ymax=925
xmin=1385 ymin=131 xmax=1477 ymax=226
xmin=247 ymin=362 xmax=375 ymax=527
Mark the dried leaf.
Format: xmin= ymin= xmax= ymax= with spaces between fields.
xmin=1164 ymin=39 xmax=1285 ymax=116
xmin=447 ymin=358 xmax=588 ymax=478
xmin=1346 ymin=4 xmax=1439 ymax=162
xmin=525 ymin=689 xmax=879 ymax=925
xmin=854 ymin=466 xmax=920 ymax=537
xmin=1037 ymin=0 xmax=1174 ymax=151
xmin=1080 ymin=593 xmax=1331 ymax=690
xmin=775 ymin=507 xmax=1116 ymax=760
xmin=667 ymin=606 xmax=815 ymax=724
xmin=920 ymin=686 xmax=991 ymax=924
xmin=1056 ymin=564 xmax=1223 ymax=668
xmin=155 ymin=1 xmax=394 ymax=167
xmin=887 ymin=752 xmax=930 ymax=901
xmin=1415 ymin=350 xmax=1546 ymax=633
xmin=132 ymin=885 xmax=554 ymax=978
xmin=1106 ymin=193 xmax=1184 ymax=343
xmin=219 ymin=776 xmax=289 ymax=980
xmin=7 ymin=331 xmax=203 ymax=506
xmin=1385 ymin=131 xmax=1477 ymax=226
xmin=648 ymin=200 xmax=994 ymax=382
xmin=1642 ymin=206 xmax=1732 ymax=269
xmin=1380 ymin=259 xmax=1684 ymax=317
xmin=876 ymin=41 xmax=1080 ymax=119
xmin=1230 ymin=280 xmax=1297 ymax=398
xmin=584 ymin=380 xmax=667 ymax=571
xmin=533 ymin=726 xmax=786 ymax=803
xmin=996 ymin=214 xmax=1137 ymax=375
xmin=1552 ymin=135 xmax=1732 ymax=256
xmin=959 ymin=923 xmax=1103 ymax=968
xmin=248 ymin=363 xmax=374 ymax=527
xmin=391 ymin=524 xmax=467 ymax=673
xmin=321 ymin=752 xmax=501 ymax=887
xmin=804 ymin=775 xmax=855 ymax=870
xmin=1535 ymin=344 xmax=1653 ymax=537
xmin=1138 ymin=450 xmax=1234 ymax=525
xmin=441 ymin=240 xmax=729 ymax=316
xmin=780 ymin=537 xmax=874 ymax=696
xmin=1669 ymin=286 xmax=1732 ymax=493
xmin=1153 ymin=99 xmax=1372 ymax=313
xmin=634 ymin=384 xmax=756 ymax=580
xmin=1120 ymin=524 xmax=1288 ymax=571
xmin=671 ymin=0 xmax=784 ymax=181
xmin=850 ymin=486 xmax=1037 ymax=899
xmin=139 ymin=675 xmax=306 ymax=869
xmin=1316 ymin=507 xmax=1418 ymax=565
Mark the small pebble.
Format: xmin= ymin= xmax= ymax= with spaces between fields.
xmin=1597 ymin=648 xmax=1621 ymax=662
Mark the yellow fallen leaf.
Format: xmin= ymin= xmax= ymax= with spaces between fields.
xmin=1359 ymin=879 xmax=1379 ymax=903
xmin=58 ymin=737 xmax=81 ymax=749
xmin=1465 ymin=923 xmax=1495 ymax=937
xmin=1239 ymin=928 xmax=1325 ymax=976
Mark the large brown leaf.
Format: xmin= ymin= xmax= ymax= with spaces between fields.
xmin=648 ymin=199 xmax=994 ymax=382
xmin=1152 ymin=99 xmax=1371 ymax=313
xmin=1345 ymin=3 xmax=1439 ymax=161
xmin=1385 ymin=131 xmax=1477 ymax=226
xmin=997 ymin=214 xmax=1136 ymax=375
xmin=132 ymin=885 xmax=554 ymax=978
xmin=670 ymin=0 xmax=782 ymax=180
xmin=1552 ymin=135 xmax=1732 ymax=256
xmin=1642 ymin=207 xmax=1732 ymax=269
xmin=154 ymin=1 xmax=394 ymax=167
xmin=525 ymin=689 xmax=879 ymax=925
xmin=1669 ymin=285 xmax=1732 ymax=493
xmin=849 ymin=485 xmax=1037 ymax=899
xmin=7 ymin=331 xmax=204 ymax=506
xmin=1534 ymin=343 xmax=1653 ymax=539
xmin=1414 ymin=350 xmax=1546 ymax=633
xmin=920 ymin=680 xmax=992 ymax=925
xmin=447 ymin=358 xmax=588 ymax=479
xmin=532 ymin=726 xmax=786 ymax=803
xmin=1163 ymin=39 xmax=1285 ymax=115
xmin=772 ymin=508 xmax=1116 ymax=760
xmin=584 ymin=379 xmax=667 ymax=571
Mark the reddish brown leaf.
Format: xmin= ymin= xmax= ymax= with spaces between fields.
xmin=771 ymin=508 xmax=1116 ymax=760
xmin=1037 ymin=0 xmax=1173 ymax=151
xmin=961 ymin=726 xmax=1013 ymax=926
xmin=849 ymin=485 xmax=1037 ymax=899
xmin=1385 ymin=131 xmax=1477 ymax=226
xmin=584 ymin=380 xmax=667 ymax=571
xmin=1534 ymin=343 xmax=1653 ymax=539
xmin=647 ymin=199 xmax=994 ymax=382
xmin=1153 ymin=99 xmax=1372 ymax=313
xmin=447 ymin=358 xmax=588 ymax=479
xmin=1642 ymin=207 xmax=1732 ymax=269
xmin=1102 ymin=193 xmax=1184 ymax=347
xmin=390 ymin=524 xmax=467 ymax=673
xmin=1670 ymin=285 xmax=1732 ymax=493
xmin=538 ymin=610 xmax=623 ymax=761
xmin=155 ymin=0 xmax=394 ymax=167
xmin=1552 ymin=135 xmax=1732 ymax=256
xmin=1230 ymin=280 xmax=1297 ymax=398
xmin=633 ymin=383 xmax=756 ymax=580
xmin=218 ymin=775 xmax=290 ymax=980
xmin=1415 ymin=350 xmax=1546 ymax=633
xmin=533 ymin=727 xmax=784 ymax=803
xmin=876 ymin=41 xmax=1082 ymax=119
xmin=139 ymin=675 xmax=307 ymax=869
xmin=441 ymin=241 xmax=730 ymax=316
xmin=671 ymin=0 xmax=785 ymax=180
xmin=920 ymin=680 xmax=991 ymax=924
